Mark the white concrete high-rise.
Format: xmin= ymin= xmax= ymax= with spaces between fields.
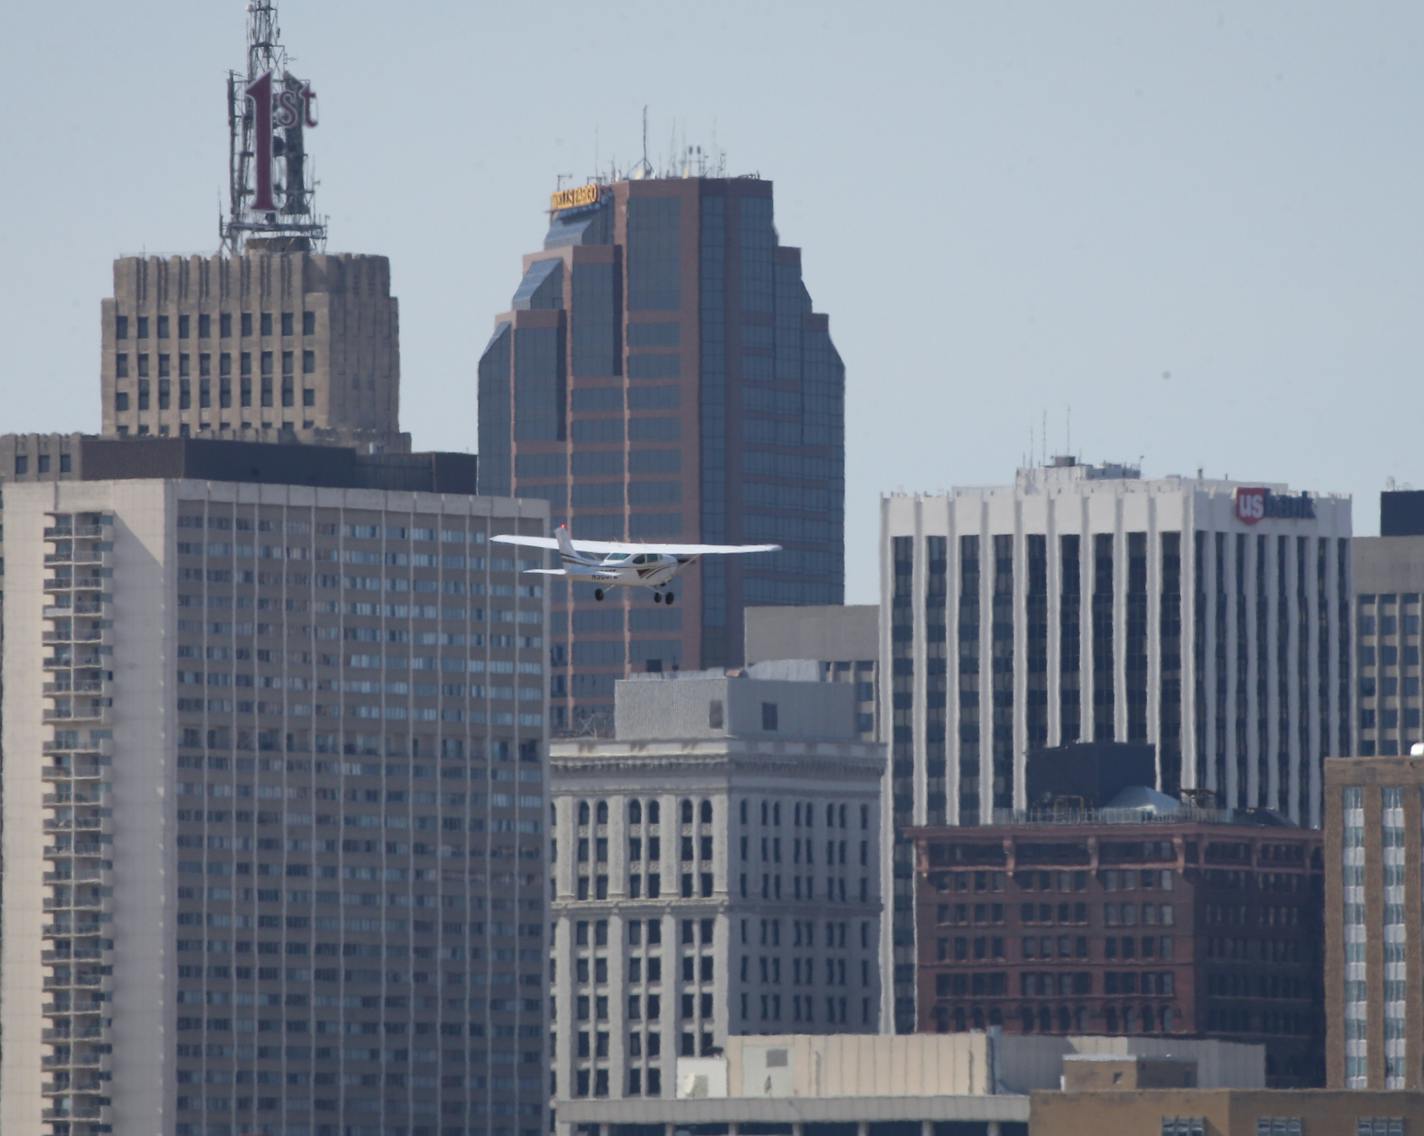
xmin=1 ymin=462 xmax=548 ymax=1136
xmin=878 ymin=457 xmax=1352 ymax=1033
xmin=547 ymin=672 xmax=882 ymax=1124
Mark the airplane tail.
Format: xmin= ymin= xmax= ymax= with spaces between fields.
xmin=555 ymin=524 xmax=578 ymax=563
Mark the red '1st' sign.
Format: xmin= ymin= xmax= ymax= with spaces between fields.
xmin=244 ymin=70 xmax=318 ymax=214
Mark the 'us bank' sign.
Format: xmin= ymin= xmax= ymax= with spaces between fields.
xmin=1234 ymin=487 xmax=1317 ymax=525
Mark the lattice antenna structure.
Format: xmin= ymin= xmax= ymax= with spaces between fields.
xmin=222 ymin=0 xmax=328 ymax=252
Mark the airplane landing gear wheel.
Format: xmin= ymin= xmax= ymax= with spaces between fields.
xmin=594 ymin=589 xmax=605 ymax=602
xmin=665 ymin=592 xmax=675 ymax=605
xmin=652 ymin=592 xmax=662 ymax=604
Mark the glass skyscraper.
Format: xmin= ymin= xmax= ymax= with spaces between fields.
xmin=478 ymin=175 xmax=844 ymax=733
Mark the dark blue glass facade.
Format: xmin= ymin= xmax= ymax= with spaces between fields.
xmin=477 ymin=178 xmax=844 ymax=731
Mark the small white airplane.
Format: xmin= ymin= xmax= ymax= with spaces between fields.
xmin=491 ymin=525 xmax=780 ymax=604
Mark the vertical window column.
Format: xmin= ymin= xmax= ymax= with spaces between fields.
xmin=1342 ymin=785 xmax=1368 ymax=1087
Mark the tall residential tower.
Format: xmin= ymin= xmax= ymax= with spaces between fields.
xmin=0 ymin=442 xmax=548 ymax=1136
xmin=478 ymin=172 xmax=845 ymax=732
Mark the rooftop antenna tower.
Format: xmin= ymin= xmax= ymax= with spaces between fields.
xmin=222 ymin=0 xmax=328 ymax=253
xmin=630 ymin=105 xmax=653 ymax=180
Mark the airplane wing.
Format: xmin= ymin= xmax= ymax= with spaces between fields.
xmin=492 ymin=534 xmax=779 ymax=556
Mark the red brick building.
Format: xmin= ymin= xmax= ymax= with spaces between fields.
xmin=911 ymin=810 xmax=1324 ymax=1087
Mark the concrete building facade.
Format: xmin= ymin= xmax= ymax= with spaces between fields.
xmin=912 ymin=810 xmax=1324 ymax=1087
xmin=101 ymin=253 xmax=408 ymax=452
xmin=478 ymin=174 xmax=845 ymax=733
xmin=744 ymin=604 xmax=879 ymax=740
xmin=0 ymin=469 xmax=548 ymax=1136
xmin=880 ymin=459 xmax=1351 ymax=1031
xmin=554 ymin=1031 xmax=1265 ymax=1136
xmin=1323 ymin=754 xmax=1424 ymax=1091
xmin=1353 ymin=507 xmax=1424 ymax=758
xmin=548 ymin=675 xmax=882 ymax=1113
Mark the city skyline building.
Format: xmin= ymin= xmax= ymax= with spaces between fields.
xmin=0 ymin=446 xmax=548 ymax=1136
xmin=1352 ymin=492 xmax=1424 ymax=759
xmin=880 ymin=457 xmax=1352 ymax=1032
xmin=548 ymin=672 xmax=882 ymax=1113
xmin=98 ymin=3 xmax=408 ymax=453
xmin=477 ymin=172 xmax=845 ymax=733
xmin=743 ymin=603 xmax=880 ymax=741
xmin=912 ymin=799 xmax=1325 ymax=1087
xmin=1324 ymin=752 xmax=1424 ymax=1091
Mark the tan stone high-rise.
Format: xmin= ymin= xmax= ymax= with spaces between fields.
xmin=100 ymin=250 xmax=408 ymax=452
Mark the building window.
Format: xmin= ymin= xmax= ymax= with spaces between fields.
xmin=1256 ymin=1121 xmax=1303 ymax=1136
xmin=137 ymin=315 xmax=149 ymax=338
xmin=198 ymin=313 xmax=211 ymax=338
xmin=281 ymin=312 xmax=294 ymax=336
xmin=220 ymin=313 xmax=232 ymax=338
xmin=241 ymin=313 xmax=253 ymax=336
xmin=709 ymin=700 xmax=724 ymax=729
xmin=178 ymin=314 xmax=190 ymax=338
xmin=302 ymin=349 xmax=315 ymax=373
xmin=761 ymin=702 xmax=778 ymax=731
xmin=115 ymin=314 xmax=128 ymax=340
xmin=157 ymin=315 xmax=170 ymax=338
xmin=14 ymin=454 xmax=27 ymax=475
xmin=1161 ymin=1120 xmax=1205 ymax=1136
xmin=115 ymin=353 xmax=128 ymax=378
xmin=59 ymin=453 xmax=71 ymax=473
xmin=260 ymin=312 xmax=273 ymax=336
xmin=1357 ymin=1122 xmax=1405 ymax=1136
xmin=303 ymin=310 xmax=315 ymax=335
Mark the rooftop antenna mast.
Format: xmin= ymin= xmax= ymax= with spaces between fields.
xmin=630 ymin=105 xmax=653 ymax=180
xmin=223 ymin=0 xmax=327 ymax=254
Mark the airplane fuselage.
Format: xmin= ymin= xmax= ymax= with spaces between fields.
xmin=571 ymin=551 xmax=684 ymax=589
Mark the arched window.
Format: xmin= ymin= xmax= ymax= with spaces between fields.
xmin=577 ymin=801 xmax=590 ymax=825
xmin=699 ymin=800 xmax=712 ymax=824
xmin=629 ymin=800 xmax=642 ymax=825
xmin=681 ymin=799 xmax=694 ymax=824
xmin=595 ymin=801 xmax=608 ymax=824
xmin=648 ymin=800 xmax=660 ymax=824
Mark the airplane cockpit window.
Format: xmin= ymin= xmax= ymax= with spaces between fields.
xmin=605 ymin=553 xmax=631 ymax=562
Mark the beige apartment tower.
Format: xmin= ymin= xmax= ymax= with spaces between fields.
xmin=1 ymin=464 xmax=548 ymax=1136
xmin=101 ymin=252 xmax=407 ymax=452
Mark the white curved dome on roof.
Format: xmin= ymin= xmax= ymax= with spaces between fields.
xmin=1104 ymin=785 xmax=1181 ymax=815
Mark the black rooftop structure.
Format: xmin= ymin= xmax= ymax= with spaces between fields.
xmin=77 ymin=436 xmax=477 ymax=494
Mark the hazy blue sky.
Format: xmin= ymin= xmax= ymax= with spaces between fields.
xmin=2 ymin=1 xmax=1420 ymax=600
